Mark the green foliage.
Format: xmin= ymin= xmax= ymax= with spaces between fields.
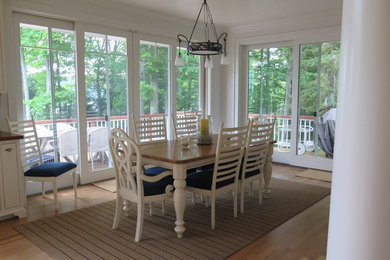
xmin=139 ymin=42 xmax=169 ymax=114
xmin=176 ymin=50 xmax=200 ymax=112
xmin=299 ymin=42 xmax=340 ymax=116
xmin=248 ymin=47 xmax=293 ymax=115
xmin=247 ymin=42 xmax=340 ymax=117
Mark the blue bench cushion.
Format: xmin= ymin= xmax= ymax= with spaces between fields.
xmin=134 ymin=175 xmax=173 ymax=196
xmin=25 ymin=162 xmax=77 ymax=177
xmin=186 ymin=169 xmax=235 ymax=190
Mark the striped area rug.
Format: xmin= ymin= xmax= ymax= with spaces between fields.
xmin=15 ymin=178 xmax=330 ymax=260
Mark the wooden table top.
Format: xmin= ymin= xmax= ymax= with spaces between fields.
xmin=140 ymin=135 xmax=218 ymax=164
xmin=0 ymin=131 xmax=24 ymax=141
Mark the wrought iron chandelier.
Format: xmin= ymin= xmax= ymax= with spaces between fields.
xmin=175 ymin=0 xmax=230 ymax=68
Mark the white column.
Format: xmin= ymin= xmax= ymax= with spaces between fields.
xmin=327 ymin=0 xmax=390 ymax=259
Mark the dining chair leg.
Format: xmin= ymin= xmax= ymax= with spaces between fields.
xmin=135 ymin=202 xmax=144 ymax=242
xmin=42 ymin=181 xmax=45 ymax=197
xmin=258 ymin=176 xmax=263 ymax=205
xmin=52 ymin=181 xmax=58 ymax=210
xmin=234 ymin=187 xmax=238 ymax=218
xmin=24 ymin=180 xmax=27 ymax=206
xmin=240 ymin=181 xmax=245 ymax=214
xmin=211 ymin=195 xmax=216 ymax=230
xmin=192 ymin=193 xmax=196 ymax=204
xmin=123 ymin=200 xmax=131 ymax=216
xmin=113 ymin=196 xmax=122 ymax=229
xmin=205 ymin=196 xmax=210 ymax=208
xmin=149 ymin=202 xmax=153 ymax=216
xmin=161 ymin=200 xmax=165 ymax=215
xmin=72 ymin=170 xmax=78 ymax=199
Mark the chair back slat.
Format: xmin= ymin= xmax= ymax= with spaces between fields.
xmin=131 ymin=114 xmax=167 ymax=144
xmin=172 ymin=111 xmax=199 ymax=139
xmin=241 ymin=120 xmax=275 ymax=179
xmin=213 ymin=123 xmax=249 ymax=188
xmin=7 ymin=117 xmax=43 ymax=171
xmin=109 ymin=128 xmax=141 ymax=196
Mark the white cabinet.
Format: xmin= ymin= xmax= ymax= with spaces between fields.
xmin=0 ymin=138 xmax=26 ymax=219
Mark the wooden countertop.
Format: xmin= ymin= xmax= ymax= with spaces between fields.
xmin=0 ymin=131 xmax=24 ymax=141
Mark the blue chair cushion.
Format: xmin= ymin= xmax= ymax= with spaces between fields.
xmin=186 ymin=169 xmax=235 ymax=190
xmin=25 ymin=162 xmax=77 ymax=177
xmin=134 ymin=175 xmax=173 ymax=196
xmin=239 ymin=169 xmax=260 ymax=179
xmin=197 ymin=163 xmax=214 ymax=171
xmin=146 ymin=165 xmax=195 ymax=175
xmin=145 ymin=166 xmax=170 ymax=176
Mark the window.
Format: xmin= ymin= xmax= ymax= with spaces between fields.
xmin=139 ymin=40 xmax=170 ymax=116
xmin=176 ymin=48 xmax=200 ymax=112
xmin=298 ymin=41 xmax=340 ymax=158
xmin=19 ymin=23 xmax=78 ymax=163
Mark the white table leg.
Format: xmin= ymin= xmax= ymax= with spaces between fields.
xmin=263 ymin=144 xmax=274 ymax=198
xmin=173 ymin=164 xmax=186 ymax=238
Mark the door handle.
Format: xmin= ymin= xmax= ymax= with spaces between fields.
xmin=5 ymin=147 xmax=13 ymax=152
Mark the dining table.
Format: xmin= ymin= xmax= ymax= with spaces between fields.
xmin=139 ymin=134 xmax=275 ymax=238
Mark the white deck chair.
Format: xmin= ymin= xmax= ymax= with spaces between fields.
xmin=58 ymin=128 xmax=78 ymax=163
xmin=88 ymin=127 xmax=109 ymax=170
xmin=7 ymin=117 xmax=77 ymax=209
xmin=110 ymin=128 xmax=173 ymax=242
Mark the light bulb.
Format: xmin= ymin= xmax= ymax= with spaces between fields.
xmin=205 ymin=56 xmax=213 ymax=68
xmin=221 ymin=53 xmax=230 ymax=65
xmin=175 ymin=52 xmax=184 ymax=66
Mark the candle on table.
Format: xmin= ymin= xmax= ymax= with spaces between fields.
xmin=200 ymin=119 xmax=209 ymax=136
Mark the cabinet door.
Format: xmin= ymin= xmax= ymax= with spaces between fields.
xmin=1 ymin=143 xmax=20 ymax=208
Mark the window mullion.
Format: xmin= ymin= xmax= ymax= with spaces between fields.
xmin=48 ymin=27 xmax=59 ymax=162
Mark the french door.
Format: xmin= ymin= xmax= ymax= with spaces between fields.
xmin=245 ymin=41 xmax=340 ymax=170
xmin=16 ymin=15 xmax=80 ymax=194
xmin=76 ymin=24 xmax=132 ymax=184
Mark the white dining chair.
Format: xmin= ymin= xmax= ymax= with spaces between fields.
xmin=186 ymin=122 xmax=249 ymax=229
xmin=131 ymin=113 xmax=167 ymax=144
xmin=7 ymin=117 xmax=78 ymax=209
xmin=109 ymin=128 xmax=174 ymax=242
xmin=240 ymin=119 xmax=274 ymax=214
xmin=172 ymin=111 xmax=199 ymax=140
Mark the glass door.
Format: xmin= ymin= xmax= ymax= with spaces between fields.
xmin=296 ymin=41 xmax=340 ymax=164
xmin=19 ymin=23 xmax=79 ymax=165
xmin=247 ymin=45 xmax=293 ymax=159
xmin=79 ymin=27 xmax=130 ymax=184
xmin=246 ymin=41 xmax=340 ymax=170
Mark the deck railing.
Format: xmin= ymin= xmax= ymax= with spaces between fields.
xmin=248 ymin=114 xmax=316 ymax=149
xmin=35 ymin=113 xmax=316 ymax=149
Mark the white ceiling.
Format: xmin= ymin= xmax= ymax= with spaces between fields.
xmin=111 ymin=0 xmax=343 ymax=28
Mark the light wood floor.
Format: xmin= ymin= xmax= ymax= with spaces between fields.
xmin=0 ymin=164 xmax=331 ymax=260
